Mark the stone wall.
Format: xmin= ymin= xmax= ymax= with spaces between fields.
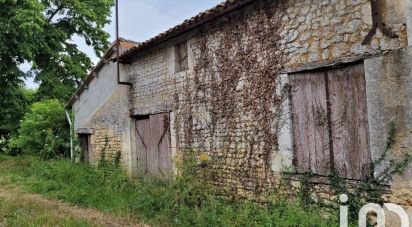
xmin=280 ymin=0 xmax=407 ymax=69
xmin=85 ymin=86 xmax=131 ymax=167
xmin=284 ymin=176 xmax=412 ymax=226
xmin=172 ymin=0 xmax=408 ymax=199
xmin=73 ymin=58 xmax=132 ymax=169
xmin=64 ymin=0 xmax=412 ymax=224
xmin=124 ymin=0 xmax=410 ymax=201
xmin=365 ymin=47 xmax=412 ymax=214
xmin=126 ymin=47 xmax=174 ymax=116
xmin=89 ymin=127 xmax=122 ymax=164
xmin=174 ymin=1 xmax=287 ymax=199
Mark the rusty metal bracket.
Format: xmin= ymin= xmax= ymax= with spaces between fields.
xmin=362 ymin=0 xmax=398 ymax=45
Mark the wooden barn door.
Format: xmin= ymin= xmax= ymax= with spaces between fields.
xmin=135 ymin=113 xmax=172 ymax=178
xmin=289 ymin=72 xmax=331 ymax=176
xmin=327 ymin=64 xmax=371 ymax=179
xmin=149 ymin=114 xmax=173 ymax=178
xmin=135 ymin=116 xmax=150 ymax=175
xmin=290 ymin=63 xmax=371 ymax=180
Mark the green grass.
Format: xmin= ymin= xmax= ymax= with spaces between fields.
xmin=0 ymin=154 xmax=338 ymax=226
xmin=0 ymin=194 xmax=94 ymax=227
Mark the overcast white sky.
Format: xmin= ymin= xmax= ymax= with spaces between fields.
xmin=25 ymin=0 xmax=223 ymax=88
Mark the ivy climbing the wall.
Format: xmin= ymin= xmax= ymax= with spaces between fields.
xmin=174 ymin=0 xmax=289 ymax=199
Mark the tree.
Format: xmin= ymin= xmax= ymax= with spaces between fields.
xmin=11 ymin=99 xmax=69 ymax=159
xmin=0 ymin=0 xmax=114 ymax=101
xmin=0 ymin=86 xmax=35 ymax=140
xmin=0 ymin=86 xmax=35 ymax=153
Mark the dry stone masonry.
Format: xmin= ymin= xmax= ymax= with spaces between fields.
xmin=280 ymin=0 xmax=407 ymax=68
xmin=127 ymin=47 xmax=173 ymax=116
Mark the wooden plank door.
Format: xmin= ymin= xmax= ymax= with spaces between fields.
xmin=290 ymin=72 xmax=330 ymax=175
xmin=150 ymin=113 xmax=172 ymax=178
xmin=135 ymin=113 xmax=173 ymax=178
xmin=136 ymin=117 xmax=150 ymax=175
xmin=327 ymin=63 xmax=371 ymax=179
xmin=290 ymin=63 xmax=371 ymax=180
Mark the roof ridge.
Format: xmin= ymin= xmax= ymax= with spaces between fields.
xmin=119 ymin=0 xmax=254 ymax=61
xmin=118 ymin=37 xmax=140 ymax=45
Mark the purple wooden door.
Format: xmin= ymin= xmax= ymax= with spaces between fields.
xmin=135 ymin=113 xmax=172 ymax=178
xmin=290 ymin=63 xmax=371 ymax=180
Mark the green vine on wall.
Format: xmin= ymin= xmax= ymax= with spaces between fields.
xmin=175 ymin=0 xmax=289 ymax=198
xmin=98 ymin=135 xmax=122 ymax=170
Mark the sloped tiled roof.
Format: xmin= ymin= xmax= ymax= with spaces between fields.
xmin=119 ymin=0 xmax=256 ymax=61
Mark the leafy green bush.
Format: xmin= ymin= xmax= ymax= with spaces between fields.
xmin=0 ymin=137 xmax=6 ymax=153
xmin=10 ymin=99 xmax=69 ymax=159
xmin=0 ymin=86 xmax=35 ymax=141
xmin=0 ymin=155 xmax=338 ymax=226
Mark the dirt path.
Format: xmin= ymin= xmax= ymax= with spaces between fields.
xmin=0 ymin=186 xmax=147 ymax=227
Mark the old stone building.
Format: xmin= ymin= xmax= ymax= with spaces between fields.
xmin=66 ymin=38 xmax=138 ymax=165
xmin=67 ymin=0 xmax=412 ymax=223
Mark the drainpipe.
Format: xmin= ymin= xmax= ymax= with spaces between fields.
xmin=65 ymin=110 xmax=73 ymax=160
xmin=116 ymin=0 xmax=132 ymax=86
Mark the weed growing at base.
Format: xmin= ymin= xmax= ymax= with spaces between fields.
xmin=0 ymin=155 xmax=338 ymax=226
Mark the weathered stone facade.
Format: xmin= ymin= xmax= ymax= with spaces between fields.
xmin=365 ymin=47 xmax=412 ymax=208
xmin=122 ymin=6 xmax=412 ymax=227
xmin=70 ymin=0 xmax=412 ymax=222
xmin=121 ymin=0 xmax=412 ymax=202
xmin=85 ymin=86 xmax=129 ymax=165
xmin=127 ymin=47 xmax=173 ymax=116
xmin=279 ymin=0 xmax=407 ymax=68
xmin=69 ymin=40 xmax=137 ymax=170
